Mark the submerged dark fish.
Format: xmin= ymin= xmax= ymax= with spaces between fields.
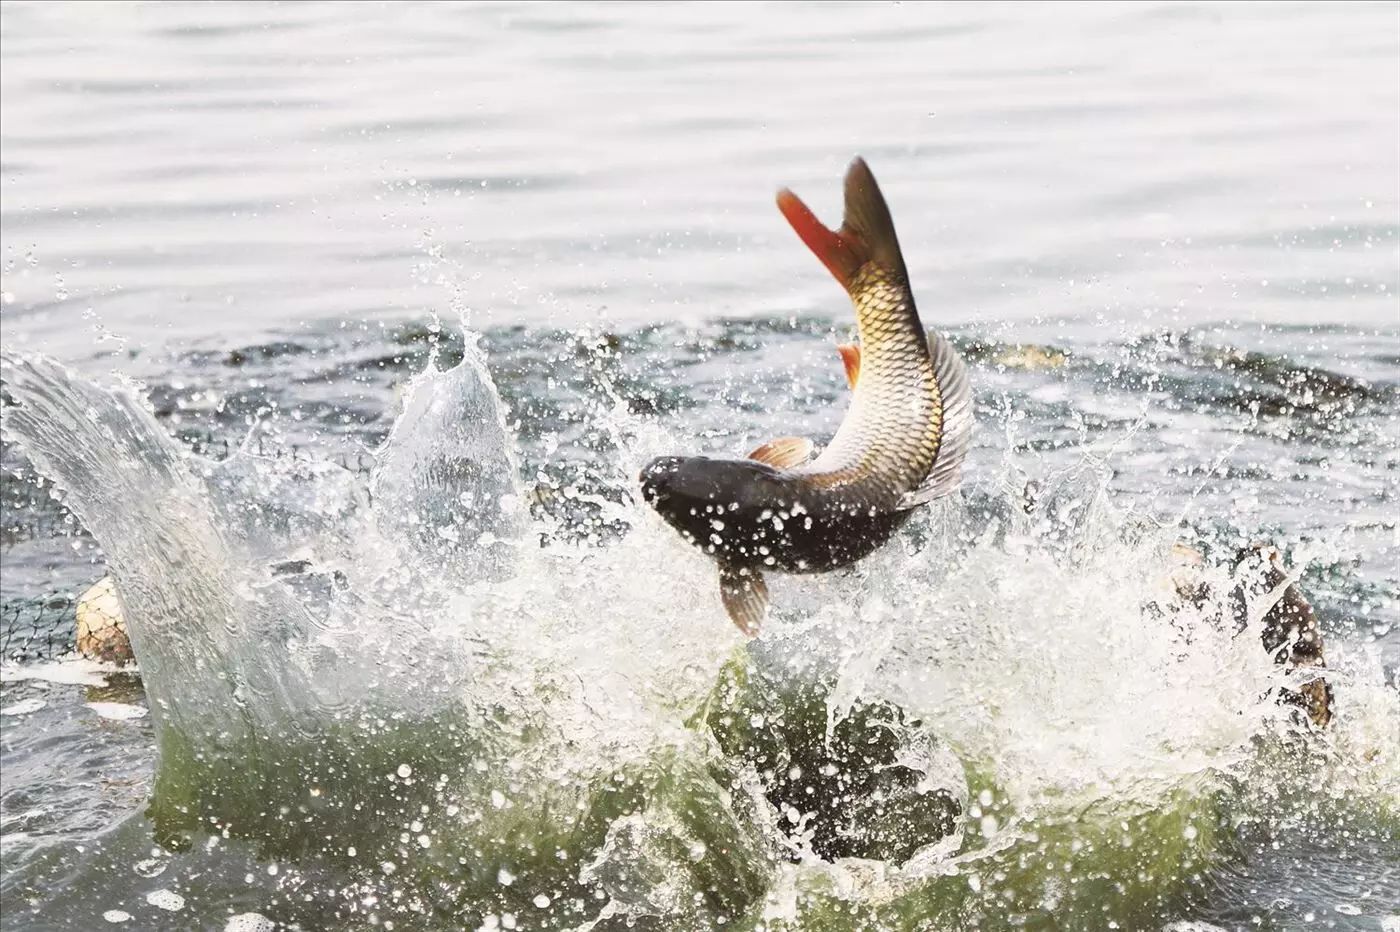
xmin=640 ymin=157 xmax=972 ymax=635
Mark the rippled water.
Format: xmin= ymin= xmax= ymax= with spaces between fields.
xmin=4 ymin=1 xmax=1398 ymax=352
xmin=1 ymin=3 xmax=1398 ymax=931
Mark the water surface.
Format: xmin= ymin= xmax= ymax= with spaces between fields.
xmin=1 ymin=3 xmax=1397 ymax=931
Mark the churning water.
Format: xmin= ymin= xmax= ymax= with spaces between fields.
xmin=1 ymin=3 xmax=1397 ymax=930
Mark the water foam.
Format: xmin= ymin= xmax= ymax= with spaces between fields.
xmin=3 ymin=336 xmax=1395 ymax=929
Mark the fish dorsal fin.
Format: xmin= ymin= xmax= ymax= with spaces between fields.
xmin=719 ymin=565 xmax=768 ymax=637
xmin=775 ymin=157 xmax=907 ymax=290
xmin=747 ymin=436 xmax=815 ymax=469
xmin=896 ymin=331 xmax=974 ymax=510
xmin=837 ymin=342 xmax=861 ymax=388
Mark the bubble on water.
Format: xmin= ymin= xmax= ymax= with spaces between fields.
xmin=132 ymin=858 xmax=166 ymax=879
xmin=1335 ymin=904 xmax=1362 ymax=916
xmin=497 ymin=867 xmax=515 ymax=886
xmin=86 ymin=702 xmax=147 ymax=721
xmin=102 ymin=911 xmax=131 ymax=924
xmin=396 ymin=764 xmax=412 ymax=779
xmin=225 ymin=914 xmax=275 ymax=932
xmin=144 ymin=889 xmax=184 ymax=911
xmin=532 ymin=894 xmax=550 ymax=908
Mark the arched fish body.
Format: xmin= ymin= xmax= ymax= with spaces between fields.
xmin=640 ymin=158 xmax=972 ymax=635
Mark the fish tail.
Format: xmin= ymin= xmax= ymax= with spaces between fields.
xmin=776 ymin=156 xmax=909 ymax=289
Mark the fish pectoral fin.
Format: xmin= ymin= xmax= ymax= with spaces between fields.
xmin=746 ymin=436 xmax=815 ymax=469
xmin=897 ymin=330 xmax=975 ymax=510
xmin=719 ymin=566 xmax=768 ymax=637
xmin=837 ymin=342 xmax=861 ymax=389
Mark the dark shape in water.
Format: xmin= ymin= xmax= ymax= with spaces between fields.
xmin=1163 ymin=540 xmax=1334 ymax=729
xmin=705 ymin=648 xmax=962 ymax=864
xmin=1229 ymin=543 xmax=1334 ymax=729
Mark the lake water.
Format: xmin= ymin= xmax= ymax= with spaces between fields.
xmin=1 ymin=3 xmax=1397 ymax=931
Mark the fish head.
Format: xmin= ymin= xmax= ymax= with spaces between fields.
xmin=639 ymin=454 xmax=788 ymax=555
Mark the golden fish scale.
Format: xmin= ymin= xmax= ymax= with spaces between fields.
xmin=794 ymin=264 xmax=943 ymax=502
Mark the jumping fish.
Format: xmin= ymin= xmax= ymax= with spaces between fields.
xmin=639 ymin=157 xmax=973 ymax=635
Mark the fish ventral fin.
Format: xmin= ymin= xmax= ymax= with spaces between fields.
xmin=776 ymin=156 xmax=908 ymax=290
xmin=837 ymin=342 xmax=861 ymax=388
xmin=896 ymin=330 xmax=974 ymax=510
xmin=746 ymin=435 xmax=815 ymax=469
xmin=719 ymin=565 xmax=768 ymax=637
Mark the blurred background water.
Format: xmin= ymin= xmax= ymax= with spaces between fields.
xmin=2 ymin=0 xmax=1396 ymax=356
xmin=1 ymin=2 xmax=1398 ymax=930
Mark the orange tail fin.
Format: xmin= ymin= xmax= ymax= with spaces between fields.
xmin=776 ymin=157 xmax=908 ymax=289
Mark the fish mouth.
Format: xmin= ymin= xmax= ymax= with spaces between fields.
xmin=638 ymin=456 xmax=684 ymax=506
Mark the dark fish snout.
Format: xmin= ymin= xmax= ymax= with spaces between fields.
xmin=639 ymin=456 xmax=685 ymax=506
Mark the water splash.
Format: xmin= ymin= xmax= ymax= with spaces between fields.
xmin=2 ymin=335 xmax=1395 ymax=930
xmin=0 ymin=354 xmax=323 ymax=748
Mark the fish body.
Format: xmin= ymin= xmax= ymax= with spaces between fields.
xmin=640 ymin=157 xmax=972 ymax=635
xmin=640 ymin=454 xmax=908 ymax=573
